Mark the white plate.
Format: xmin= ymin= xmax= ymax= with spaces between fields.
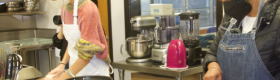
xmin=160 ymin=65 xmax=188 ymax=70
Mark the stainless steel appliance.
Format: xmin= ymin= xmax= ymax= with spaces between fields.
xmin=151 ymin=15 xmax=180 ymax=63
xmin=4 ymin=43 xmax=22 ymax=80
xmin=121 ymin=16 xmax=156 ymax=63
xmin=179 ymin=11 xmax=202 ymax=66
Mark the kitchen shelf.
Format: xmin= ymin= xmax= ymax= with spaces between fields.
xmin=0 ymin=11 xmax=45 ymax=16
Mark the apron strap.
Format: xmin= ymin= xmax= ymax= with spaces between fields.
xmin=73 ymin=0 xmax=79 ymax=25
xmin=226 ymin=18 xmax=237 ymax=32
xmin=252 ymin=0 xmax=266 ymax=30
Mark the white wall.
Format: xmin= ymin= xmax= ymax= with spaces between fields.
xmin=111 ymin=0 xmax=132 ymax=80
xmin=36 ymin=0 xmax=60 ymax=29
xmin=36 ymin=0 xmax=61 ymax=76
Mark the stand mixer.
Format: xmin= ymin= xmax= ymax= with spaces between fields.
xmin=151 ymin=15 xmax=180 ymax=64
xmin=121 ymin=16 xmax=156 ymax=63
xmin=179 ymin=11 xmax=202 ymax=66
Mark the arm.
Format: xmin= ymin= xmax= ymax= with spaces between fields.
xmin=56 ymin=58 xmax=90 ymax=79
xmin=45 ymin=46 xmax=70 ymax=79
xmin=203 ymin=27 xmax=226 ymax=72
xmin=52 ymin=26 xmax=64 ymax=49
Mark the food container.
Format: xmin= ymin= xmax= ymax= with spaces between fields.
xmin=121 ymin=37 xmax=153 ymax=58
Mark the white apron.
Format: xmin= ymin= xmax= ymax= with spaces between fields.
xmin=62 ymin=0 xmax=109 ymax=76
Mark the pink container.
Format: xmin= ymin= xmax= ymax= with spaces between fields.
xmin=166 ymin=39 xmax=187 ymax=68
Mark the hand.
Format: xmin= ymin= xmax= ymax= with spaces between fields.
xmin=46 ymin=64 xmax=65 ymax=79
xmin=203 ymin=68 xmax=223 ymax=80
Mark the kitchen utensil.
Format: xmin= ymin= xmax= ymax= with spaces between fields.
xmin=0 ymin=49 xmax=7 ymax=79
xmin=5 ymin=54 xmax=22 ymax=80
xmin=17 ymin=65 xmax=42 ymax=80
xmin=166 ymin=39 xmax=187 ymax=68
xmin=154 ymin=15 xmax=179 ymax=44
xmin=23 ymin=0 xmax=35 ymax=2
xmin=6 ymin=5 xmax=20 ymax=8
xmin=66 ymin=76 xmax=113 ymax=80
xmin=179 ymin=11 xmax=200 ymax=42
xmin=159 ymin=16 xmax=176 ymax=28
xmin=5 ymin=1 xmax=20 ymax=5
xmin=121 ymin=37 xmax=152 ymax=59
xmin=23 ymin=0 xmax=39 ymax=11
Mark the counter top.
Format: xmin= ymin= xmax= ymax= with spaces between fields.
xmin=0 ymin=38 xmax=54 ymax=51
xmin=112 ymin=61 xmax=203 ymax=78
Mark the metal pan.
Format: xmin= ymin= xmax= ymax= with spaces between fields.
xmin=6 ymin=5 xmax=20 ymax=8
xmin=66 ymin=76 xmax=113 ymax=80
xmin=5 ymin=1 xmax=20 ymax=5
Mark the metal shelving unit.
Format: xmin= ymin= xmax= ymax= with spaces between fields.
xmin=0 ymin=11 xmax=45 ymax=16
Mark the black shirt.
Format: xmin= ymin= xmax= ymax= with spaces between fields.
xmin=52 ymin=33 xmax=68 ymax=61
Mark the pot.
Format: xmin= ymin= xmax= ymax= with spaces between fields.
xmin=121 ymin=37 xmax=152 ymax=58
xmin=66 ymin=76 xmax=112 ymax=80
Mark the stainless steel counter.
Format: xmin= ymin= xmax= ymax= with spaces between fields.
xmin=0 ymin=38 xmax=55 ymax=70
xmin=112 ymin=61 xmax=203 ymax=80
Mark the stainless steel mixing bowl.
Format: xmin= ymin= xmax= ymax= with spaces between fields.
xmin=121 ymin=37 xmax=152 ymax=58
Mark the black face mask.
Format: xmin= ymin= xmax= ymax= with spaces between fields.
xmin=223 ymin=0 xmax=252 ymax=21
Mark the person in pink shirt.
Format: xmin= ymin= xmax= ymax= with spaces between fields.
xmin=44 ymin=0 xmax=111 ymax=80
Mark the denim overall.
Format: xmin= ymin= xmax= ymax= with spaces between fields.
xmin=216 ymin=0 xmax=275 ymax=80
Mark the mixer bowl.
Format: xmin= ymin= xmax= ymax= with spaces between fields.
xmin=125 ymin=37 xmax=152 ymax=58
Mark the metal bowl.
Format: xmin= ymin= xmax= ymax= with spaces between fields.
xmin=124 ymin=37 xmax=152 ymax=58
xmin=6 ymin=4 xmax=20 ymax=8
xmin=7 ymin=7 xmax=20 ymax=12
xmin=24 ymin=0 xmax=36 ymax=2
xmin=24 ymin=7 xmax=39 ymax=11
xmin=6 ymin=1 xmax=20 ymax=5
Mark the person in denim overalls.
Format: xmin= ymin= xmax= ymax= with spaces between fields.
xmin=203 ymin=0 xmax=280 ymax=80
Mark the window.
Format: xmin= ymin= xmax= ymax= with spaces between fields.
xmin=140 ymin=0 xmax=216 ymax=29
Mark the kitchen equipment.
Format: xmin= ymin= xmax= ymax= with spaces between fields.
xmin=121 ymin=16 xmax=156 ymax=63
xmin=5 ymin=54 xmax=22 ymax=80
xmin=23 ymin=0 xmax=39 ymax=11
xmin=151 ymin=15 xmax=180 ymax=63
xmin=179 ymin=11 xmax=202 ymax=66
xmin=4 ymin=43 xmax=22 ymax=80
xmin=0 ymin=0 xmax=19 ymax=3
xmin=130 ymin=16 xmax=157 ymax=31
xmin=5 ymin=1 xmax=20 ymax=5
xmin=166 ymin=39 xmax=187 ymax=68
xmin=6 ymin=1 xmax=21 ymax=12
xmin=150 ymin=4 xmax=173 ymax=16
xmin=121 ymin=37 xmax=152 ymax=63
xmin=154 ymin=15 xmax=179 ymax=44
xmin=122 ymin=37 xmax=152 ymax=58
xmin=0 ymin=49 xmax=7 ymax=79
xmin=179 ymin=11 xmax=200 ymax=42
xmin=7 ymin=7 xmax=20 ymax=12
xmin=17 ymin=65 xmax=42 ymax=80
xmin=66 ymin=76 xmax=112 ymax=80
